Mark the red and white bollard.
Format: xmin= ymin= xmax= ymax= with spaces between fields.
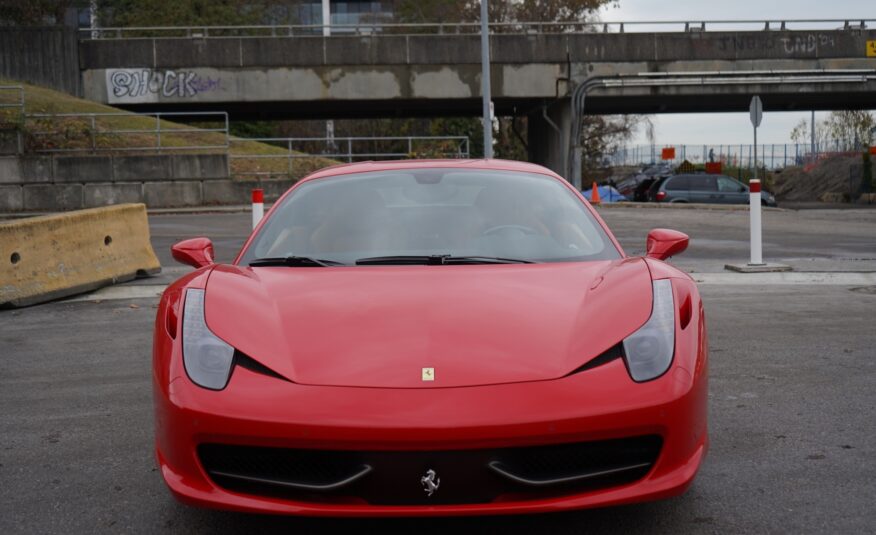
xmin=727 ymin=177 xmax=789 ymax=272
xmin=251 ymin=188 xmax=264 ymax=230
xmin=748 ymin=179 xmax=763 ymax=266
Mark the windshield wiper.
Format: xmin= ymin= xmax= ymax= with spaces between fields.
xmin=249 ymin=256 xmax=344 ymax=267
xmin=355 ymin=255 xmax=535 ymax=266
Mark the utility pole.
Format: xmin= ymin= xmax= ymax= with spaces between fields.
xmin=322 ymin=0 xmax=332 ymax=156
xmin=89 ymin=0 xmax=99 ymax=39
xmin=810 ymin=110 xmax=816 ymax=162
xmin=480 ymin=0 xmax=493 ymax=159
xmin=322 ymin=0 xmax=331 ymax=37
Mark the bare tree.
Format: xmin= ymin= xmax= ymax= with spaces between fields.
xmin=824 ymin=110 xmax=874 ymax=151
xmin=790 ymin=111 xmax=874 ymax=152
xmin=579 ymin=114 xmax=648 ymax=169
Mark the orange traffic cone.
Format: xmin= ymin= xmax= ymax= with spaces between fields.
xmin=590 ymin=182 xmax=601 ymax=205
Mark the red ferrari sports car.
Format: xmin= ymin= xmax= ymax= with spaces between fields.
xmin=153 ymin=159 xmax=708 ymax=516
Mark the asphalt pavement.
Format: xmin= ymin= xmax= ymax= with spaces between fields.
xmin=1 ymin=207 xmax=874 ymax=534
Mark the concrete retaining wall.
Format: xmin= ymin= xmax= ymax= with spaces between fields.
xmin=0 ymin=129 xmax=21 ymax=155
xmin=0 ymin=153 xmax=295 ymax=212
xmin=0 ymin=27 xmax=81 ymax=96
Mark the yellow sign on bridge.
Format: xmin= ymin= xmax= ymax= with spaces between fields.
xmin=867 ymin=40 xmax=876 ymax=57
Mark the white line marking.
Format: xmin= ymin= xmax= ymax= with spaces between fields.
xmin=65 ymin=285 xmax=166 ymax=302
xmin=692 ymin=272 xmax=876 ymax=285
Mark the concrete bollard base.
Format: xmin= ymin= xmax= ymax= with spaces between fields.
xmin=724 ymin=263 xmax=793 ymax=273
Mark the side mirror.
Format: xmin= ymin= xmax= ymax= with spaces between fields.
xmin=645 ymin=228 xmax=689 ymax=261
xmin=171 ymin=237 xmax=214 ymax=268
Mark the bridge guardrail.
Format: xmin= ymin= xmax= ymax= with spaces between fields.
xmin=24 ymin=111 xmax=229 ymax=154
xmin=229 ymin=136 xmax=470 ymax=178
xmin=78 ymin=19 xmax=873 ymax=39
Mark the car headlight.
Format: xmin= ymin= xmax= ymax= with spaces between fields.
xmin=182 ymin=288 xmax=235 ymax=390
xmin=623 ymin=279 xmax=675 ymax=382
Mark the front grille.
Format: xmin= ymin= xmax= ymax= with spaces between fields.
xmin=198 ymin=435 xmax=662 ymax=506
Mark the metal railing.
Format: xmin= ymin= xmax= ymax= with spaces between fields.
xmin=14 ymin=103 xmax=470 ymax=178
xmin=0 ymin=85 xmax=24 ymax=118
xmin=25 ymin=111 xmax=229 ymax=154
xmin=78 ymin=19 xmax=874 ymax=39
xmin=606 ymin=142 xmax=871 ymax=170
xmin=229 ymin=135 xmax=470 ymax=177
xmin=0 ymin=85 xmax=24 ymax=154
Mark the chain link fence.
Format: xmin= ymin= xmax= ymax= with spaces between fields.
xmin=606 ymin=142 xmax=870 ymax=170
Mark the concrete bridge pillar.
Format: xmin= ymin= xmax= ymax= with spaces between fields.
xmin=527 ymin=99 xmax=575 ymax=186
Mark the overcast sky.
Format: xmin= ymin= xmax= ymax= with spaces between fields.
xmin=597 ymin=0 xmax=873 ymax=146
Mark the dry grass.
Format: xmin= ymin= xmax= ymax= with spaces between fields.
xmin=0 ymin=85 xmax=23 ymax=128
xmin=0 ymin=78 xmax=337 ymax=179
xmin=228 ymin=140 xmax=336 ymax=179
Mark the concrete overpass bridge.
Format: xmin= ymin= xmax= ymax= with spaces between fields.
xmin=77 ymin=21 xmax=876 ymax=116
xmin=3 ymin=20 xmax=875 ymax=183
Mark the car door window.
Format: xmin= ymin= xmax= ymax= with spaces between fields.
xmin=665 ymin=176 xmax=690 ymax=190
xmin=717 ymin=176 xmax=744 ymax=192
xmin=689 ymin=176 xmax=717 ymax=191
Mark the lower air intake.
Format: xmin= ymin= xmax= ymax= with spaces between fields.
xmin=198 ymin=435 xmax=662 ymax=506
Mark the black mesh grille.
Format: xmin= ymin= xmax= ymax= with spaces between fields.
xmin=493 ymin=435 xmax=661 ymax=483
xmin=198 ymin=435 xmax=662 ymax=506
xmin=199 ymin=444 xmax=366 ymax=489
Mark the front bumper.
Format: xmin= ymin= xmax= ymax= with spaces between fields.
xmin=154 ymin=349 xmax=708 ymax=516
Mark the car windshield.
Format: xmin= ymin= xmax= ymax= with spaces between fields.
xmin=239 ymin=168 xmax=621 ymax=266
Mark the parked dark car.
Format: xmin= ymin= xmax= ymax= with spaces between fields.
xmin=648 ymin=174 xmax=777 ymax=206
xmin=633 ymin=178 xmax=658 ymax=202
xmin=617 ymin=164 xmax=674 ymax=202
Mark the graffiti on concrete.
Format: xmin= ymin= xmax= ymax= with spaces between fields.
xmin=715 ymin=33 xmax=837 ymax=55
xmin=779 ymin=33 xmax=836 ymax=54
xmin=106 ymin=69 xmax=223 ymax=103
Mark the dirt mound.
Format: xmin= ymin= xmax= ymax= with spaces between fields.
xmin=773 ymin=155 xmax=864 ymax=201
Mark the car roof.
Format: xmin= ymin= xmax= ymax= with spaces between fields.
xmin=675 ymin=173 xmax=733 ymax=179
xmin=302 ymin=159 xmax=561 ymax=182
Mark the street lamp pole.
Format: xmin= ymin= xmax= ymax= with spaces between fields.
xmin=480 ymin=0 xmax=493 ymax=159
xmin=322 ymin=0 xmax=331 ymax=36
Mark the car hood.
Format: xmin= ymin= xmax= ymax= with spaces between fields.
xmin=203 ymin=259 xmax=653 ymax=388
